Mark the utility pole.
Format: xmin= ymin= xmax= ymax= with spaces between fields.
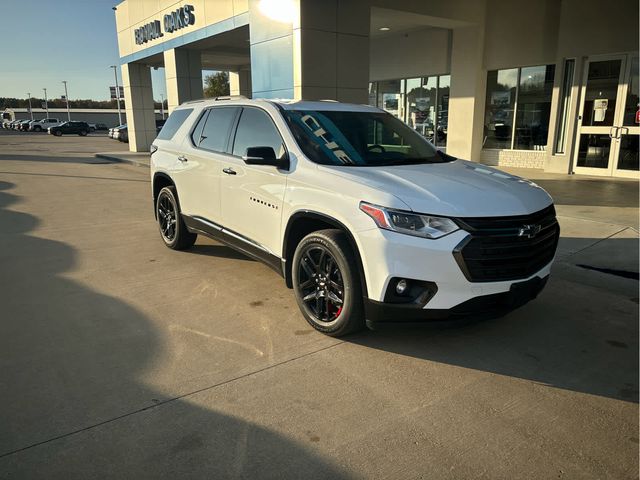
xmin=160 ymin=93 xmax=165 ymax=119
xmin=62 ymin=81 xmax=71 ymax=121
xmin=110 ymin=65 xmax=123 ymax=125
xmin=43 ymin=88 xmax=49 ymax=118
xmin=27 ymin=92 xmax=33 ymax=121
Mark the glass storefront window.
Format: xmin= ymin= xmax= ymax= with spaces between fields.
xmin=368 ymin=82 xmax=377 ymax=108
xmin=406 ymin=77 xmax=436 ymax=142
xmin=369 ymin=74 xmax=450 ymax=149
xmin=484 ymin=68 xmax=518 ymax=149
xmin=622 ymin=56 xmax=639 ymax=126
xmin=377 ymin=80 xmax=402 ymax=118
xmin=555 ymin=59 xmax=575 ymax=154
xmin=484 ymin=65 xmax=556 ymax=151
xmin=514 ymin=64 xmax=555 ymax=150
xmin=436 ymin=75 xmax=450 ymax=148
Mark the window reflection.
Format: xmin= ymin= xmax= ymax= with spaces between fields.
xmin=377 ymin=80 xmax=402 ymax=118
xmin=484 ymin=68 xmax=518 ymax=149
xmin=514 ymin=65 xmax=555 ymax=150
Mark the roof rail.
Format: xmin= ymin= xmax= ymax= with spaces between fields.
xmin=214 ymin=95 xmax=248 ymax=101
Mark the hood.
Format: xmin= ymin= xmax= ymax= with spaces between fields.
xmin=319 ymin=160 xmax=553 ymax=217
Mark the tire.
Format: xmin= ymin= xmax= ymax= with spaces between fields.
xmin=54 ymin=130 xmax=62 ymax=136
xmin=79 ymin=130 xmax=88 ymax=136
xmin=156 ymin=186 xmax=197 ymax=250
xmin=292 ymin=229 xmax=365 ymax=337
xmin=33 ymin=126 xmax=41 ymax=132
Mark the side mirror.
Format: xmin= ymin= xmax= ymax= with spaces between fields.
xmin=243 ymin=146 xmax=289 ymax=170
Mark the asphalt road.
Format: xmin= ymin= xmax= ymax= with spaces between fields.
xmin=0 ymin=131 xmax=638 ymax=479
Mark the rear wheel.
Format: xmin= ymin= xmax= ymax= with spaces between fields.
xmin=292 ymin=229 xmax=364 ymax=336
xmin=33 ymin=126 xmax=41 ymax=132
xmin=54 ymin=130 xmax=62 ymax=137
xmin=156 ymin=186 xmax=197 ymax=250
xmin=79 ymin=130 xmax=88 ymax=136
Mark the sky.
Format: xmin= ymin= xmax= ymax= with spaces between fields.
xmin=0 ymin=0 xmax=173 ymax=101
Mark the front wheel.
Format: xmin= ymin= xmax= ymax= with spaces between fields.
xmin=54 ymin=130 xmax=62 ymax=136
xmin=156 ymin=186 xmax=197 ymax=250
xmin=33 ymin=126 xmax=42 ymax=132
xmin=79 ymin=130 xmax=88 ymax=136
xmin=292 ymin=229 xmax=365 ymax=337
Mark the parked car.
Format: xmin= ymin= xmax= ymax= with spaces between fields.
xmin=117 ymin=127 xmax=128 ymax=143
xmin=109 ymin=124 xmax=126 ymax=139
xmin=18 ymin=120 xmax=32 ymax=131
xmin=88 ymin=123 xmax=97 ymax=132
xmin=29 ymin=118 xmax=62 ymax=132
xmin=48 ymin=121 xmax=91 ymax=136
xmin=149 ymin=99 xmax=559 ymax=337
xmin=9 ymin=120 xmax=21 ymax=130
xmin=94 ymin=123 xmax=108 ymax=131
xmin=155 ymin=119 xmax=166 ymax=133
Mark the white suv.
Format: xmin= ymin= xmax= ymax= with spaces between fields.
xmin=150 ymin=98 xmax=559 ymax=336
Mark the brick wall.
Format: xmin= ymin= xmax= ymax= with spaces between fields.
xmin=480 ymin=149 xmax=546 ymax=169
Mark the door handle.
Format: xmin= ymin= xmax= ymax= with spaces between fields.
xmin=223 ymin=167 xmax=237 ymax=175
xmin=178 ymin=155 xmax=188 ymax=163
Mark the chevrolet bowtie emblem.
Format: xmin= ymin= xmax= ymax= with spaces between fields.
xmin=519 ymin=224 xmax=542 ymax=238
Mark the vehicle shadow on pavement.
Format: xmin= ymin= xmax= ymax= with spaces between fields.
xmin=190 ymin=242 xmax=257 ymax=262
xmin=0 ymin=180 xmax=349 ymax=479
xmin=349 ymin=257 xmax=639 ymax=404
xmin=0 ymin=154 xmax=113 ymax=164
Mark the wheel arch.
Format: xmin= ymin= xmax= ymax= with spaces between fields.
xmin=282 ymin=211 xmax=368 ymax=298
xmin=152 ymin=172 xmax=175 ymax=218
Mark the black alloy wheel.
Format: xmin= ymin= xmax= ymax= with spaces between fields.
xmin=155 ymin=186 xmax=197 ymax=250
xmin=157 ymin=192 xmax=177 ymax=243
xmin=297 ymin=245 xmax=345 ymax=323
xmin=292 ymin=229 xmax=364 ymax=336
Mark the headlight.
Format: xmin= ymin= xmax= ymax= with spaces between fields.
xmin=359 ymin=201 xmax=459 ymax=239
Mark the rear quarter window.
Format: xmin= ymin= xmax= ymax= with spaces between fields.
xmin=156 ymin=108 xmax=194 ymax=140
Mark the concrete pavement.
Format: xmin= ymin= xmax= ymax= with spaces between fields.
xmin=0 ymin=131 xmax=637 ymax=479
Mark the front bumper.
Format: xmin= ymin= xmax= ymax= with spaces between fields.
xmin=364 ymin=275 xmax=548 ymax=328
xmin=354 ymin=227 xmax=555 ymax=325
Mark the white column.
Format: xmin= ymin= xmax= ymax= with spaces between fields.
xmin=164 ymin=48 xmax=203 ymax=113
xmin=229 ymin=70 xmax=252 ymax=97
xmin=122 ymin=63 xmax=156 ymax=153
xmin=447 ymin=25 xmax=487 ymax=162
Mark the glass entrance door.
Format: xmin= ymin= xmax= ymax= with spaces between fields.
xmin=574 ymin=53 xmax=639 ymax=177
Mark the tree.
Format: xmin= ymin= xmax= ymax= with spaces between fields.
xmin=203 ymin=71 xmax=230 ymax=98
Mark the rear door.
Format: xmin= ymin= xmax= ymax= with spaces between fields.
xmin=219 ymin=106 xmax=288 ymax=255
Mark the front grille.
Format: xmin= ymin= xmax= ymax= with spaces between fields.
xmin=453 ymin=205 xmax=560 ymax=282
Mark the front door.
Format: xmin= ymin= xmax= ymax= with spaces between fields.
xmin=220 ymin=107 xmax=288 ymax=256
xmin=573 ymin=53 xmax=639 ymax=177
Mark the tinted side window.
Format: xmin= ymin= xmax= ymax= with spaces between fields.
xmin=157 ymin=108 xmax=193 ymax=140
xmin=232 ymin=108 xmax=285 ymax=158
xmin=199 ymin=107 xmax=239 ymax=152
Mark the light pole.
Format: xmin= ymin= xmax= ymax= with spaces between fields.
xmin=110 ymin=65 xmax=123 ymax=125
xmin=27 ymin=92 xmax=33 ymax=121
xmin=62 ymin=81 xmax=71 ymax=121
xmin=160 ymin=93 xmax=165 ymax=119
xmin=43 ymin=88 xmax=49 ymax=118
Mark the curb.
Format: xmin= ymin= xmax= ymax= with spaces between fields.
xmin=95 ymin=153 xmax=150 ymax=168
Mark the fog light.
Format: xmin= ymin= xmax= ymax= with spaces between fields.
xmin=396 ymin=279 xmax=408 ymax=294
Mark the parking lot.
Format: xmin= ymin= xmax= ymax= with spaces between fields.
xmin=0 ymin=130 xmax=637 ymax=479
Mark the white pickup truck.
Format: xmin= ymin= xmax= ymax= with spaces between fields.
xmin=29 ymin=118 xmax=62 ymax=132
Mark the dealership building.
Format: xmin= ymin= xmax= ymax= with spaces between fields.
xmin=114 ymin=0 xmax=638 ymax=178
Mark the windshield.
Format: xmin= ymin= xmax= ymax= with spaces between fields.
xmin=282 ymin=109 xmax=451 ymax=166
